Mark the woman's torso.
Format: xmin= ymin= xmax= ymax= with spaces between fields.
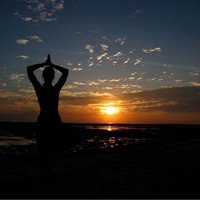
xmin=36 ymin=85 xmax=61 ymax=123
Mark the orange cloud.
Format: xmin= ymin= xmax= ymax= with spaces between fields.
xmin=1 ymin=86 xmax=200 ymax=124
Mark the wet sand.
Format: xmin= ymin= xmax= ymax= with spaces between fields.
xmin=0 ymin=135 xmax=200 ymax=199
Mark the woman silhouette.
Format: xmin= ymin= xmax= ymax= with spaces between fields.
xmin=27 ymin=54 xmax=69 ymax=175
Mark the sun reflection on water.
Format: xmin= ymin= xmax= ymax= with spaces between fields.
xmin=107 ymin=125 xmax=112 ymax=131
xmin=0 ymin=124 xmax=154 ymax=155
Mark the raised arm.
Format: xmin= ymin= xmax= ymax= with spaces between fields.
xmin=27 ymin=54 xmax=52 ymax=86
xmin=53 ymin=64 xmax=69 ymax=90
xmin=27 ymin=61 xmax=47 ymax=87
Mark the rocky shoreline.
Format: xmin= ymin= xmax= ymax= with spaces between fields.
xmin=0 ymin=134 xmax=200 ymax=199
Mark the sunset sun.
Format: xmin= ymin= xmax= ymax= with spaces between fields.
xmin=102 ymin=106 xmax=120 ymax=115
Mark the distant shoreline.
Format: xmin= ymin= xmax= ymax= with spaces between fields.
xmin=1 ymin=121 xmax=200 ymax=125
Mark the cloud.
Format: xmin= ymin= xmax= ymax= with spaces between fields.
xmin=23 ymin=17 xmax=32 ymax=21
xmin=72 ymin=68 xmax=83 ymax=71
xmin=1 ymin=83 xmax=7 ymax=87
xmin=119 ymin=86 xmax=200 ymax=113
xmin=102 ymin=36 xmax=112 ymax=42
xmin=15 ymin=0 xmax=65 ymax=22
xmin=128 ymin=77 xmax=135 ymax=80
xmin=142 ymin=47 xmax=162 ymax=53
xmin=98 ymin=79 xmax=108 ymax=83
xmin=102 ymin=87 xmax=113 ymax=90
xmin=17 ymin=55 xmax=29 ymax=59
xmin=88 ymin=81 xmax=100 ymax=86
xmin=131 ymin=72 xmax=137 ymax=76
xmin=120 ymin=84 xmax=141 ymax=89
xmin=67 ymin=62 xmax=73 ymax=66
xmin=100 ymin=43 xmax=108 ymax=51
xmin=73 ymin=82 xmax=86 ymax=86
xmin=130 ymin=84 xmax=141 ymax=88
xmin=27 ymin=36 xmax=42 ymax=42
xmin=1 ymin=86 xmax=200 ymax=123
xmin=9 ymin=74 xmax=26 ymax=83
xmin=97 ymin=53 xmax=108 ymax=60
xmin=113 ymin=52 xmax=123 ymax=57
xmin=9 ymin=74 xmax=25 ymax=80
xmin=54 ymin=1 xmax=64 ymax=10
xmin=15 ymin=35 xmax=42 ymax=45
xmin=33 ymin=1 xmax=45 ymax=12
xmin=59 ymin=96 xmax=108 ymax=107
xmin=147 ymin=77 xmax=156 ymax=81
xmin=189 ymin=72 xmax=199 ymax=77
xmin=124 ymin=58 xmax=130 ymax=64
xmin=175 ymin=79 xmax=183 ymax=83
xmin=19 ymin=88 xmax=35 ymax=94
xmin=128 ymin=9 xmax=143 ymax=17
xmin=97 ymin=60 xmax=103 ymax=66
xmin=134 ymin=9 xmax=143 ymax=16
xmin=13 ymin=12 xmax=34 ymax=22
xmin=134 ymin=58 xmax=142 ymax=65
xmin=189 ymin=82 xmax=200 ymax=86
xmin=15 ymin=39 xmax=29 ymax=45
xmin=109 ymin=79 xmax=121 ymax=82
xmin=112 ymin=61 xmax=118 ymax=66
xmin=59 ymin=86 xmax=200 ymax=119
xmin=39 ymin=11 xmax=56 ymax=22
xmin=120 ymin=84 xmax=130 ymax=89
xmin=88 ymin=61 xmax=94 ymax=67
xmin=63 ymin=85 xmax=78 ymax=89
xmin=115 ymin=38 xmax=126 ymax=45
xmin=85 ymin=45 xmax=95 ymax=53
xmin=102 ymin=36 xmax=126 ymax=45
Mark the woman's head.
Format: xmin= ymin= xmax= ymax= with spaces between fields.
xmin=42 ymin=66 xmax=55 ymax=83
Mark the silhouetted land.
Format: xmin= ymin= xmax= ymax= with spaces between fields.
xmin=0 ymin=122 xmax=200 ymax=198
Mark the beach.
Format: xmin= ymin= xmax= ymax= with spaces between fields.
xmin=0 ymin=123 xmax=200 ymax=199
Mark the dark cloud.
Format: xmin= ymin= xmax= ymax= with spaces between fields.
xmin=1 ymin=86 xmax=200 ymax=122
xmin=0 ymin=110 xmax=38 ymax=122
xmin=118 ymin=86 xmax=200 ymax=113
xmin=59 ymin=86 xmax=200 ymax=114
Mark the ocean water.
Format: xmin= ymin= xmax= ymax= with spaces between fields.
xmin=0 ymin=122 xmax=200 ymax=156
xmin=72 ymin=124 xmax=158 ymax=151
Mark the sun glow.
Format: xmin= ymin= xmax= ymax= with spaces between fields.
xmin=102 ymin=106 xmax=120 ymax=115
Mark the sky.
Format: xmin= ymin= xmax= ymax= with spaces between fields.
xmin=0 ymin=0 xmax=200 ymax=124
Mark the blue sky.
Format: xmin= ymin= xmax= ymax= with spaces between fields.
xmin=0 ymin=0 xmax=200 ymax=123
